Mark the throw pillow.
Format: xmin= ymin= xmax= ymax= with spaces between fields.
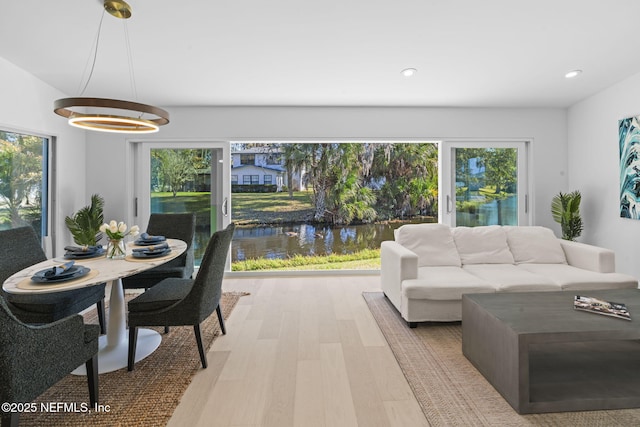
xmin=452 ymin=225 xmax=515 ymax=264
xmin=395 ymin=223 xmax=461 ymax=267
xmin=504 ymin=226 xmax=567 ymax=264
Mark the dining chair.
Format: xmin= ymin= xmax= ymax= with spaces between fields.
xmin=0 ymin=227 xmax=106 ymax=334
xmin=121 ymin=213 xmax=196 ymax=291
xmin=0 ymin=296 xmax=99 ymax=427
xmin=127 ymin=223 xmax=235 ymax=371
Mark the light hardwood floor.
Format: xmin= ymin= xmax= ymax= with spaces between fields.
xmin=167 ymin=274 xmax=428 ymax=427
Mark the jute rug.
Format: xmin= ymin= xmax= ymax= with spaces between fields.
xmin=363 ymin=291 xmax=640 ymax=426
xmin=20 ymin=292 xmax=247 ymax=427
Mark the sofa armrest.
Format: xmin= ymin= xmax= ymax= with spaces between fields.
xmin=559 ymin=239 xmax=615 ymax=273
xmin=381 ymin=241 xmax=418 ymax=311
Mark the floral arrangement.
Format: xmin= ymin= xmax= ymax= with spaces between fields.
xmin=99 ymin=220 xmax=140 ymax=259
xmin=100 ymin=220 xmax=140 ymax=240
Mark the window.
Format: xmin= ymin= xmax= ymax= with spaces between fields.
xmin=265 ymin=154 xmax=281 ymax=165
xmin=0 ymin=130 xmax=49 ymax=241
xmin=231 ymin=175 xmax=238 ymax=185
xmin=230 ymin=142 xmax=439 ymax=272
xmin=439 ymin=141 xmax=529 ymax=226
xmin=242 ymin=175 xmax=259 ymax=185
xmin=136 ymin=144 xmax=229 ymax=266
xmin=240 ymin=154 xmax=255 ymax=165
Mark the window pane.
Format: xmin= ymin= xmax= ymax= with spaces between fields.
xmin=231 ymin=142 xmax=438 ymax=271
xmin=0 ymin=130 xmax=48 ymax=241
xmin=149 ymin=148 xmax=214 ymax=265
xmin=455 ymin=147 xmax=518 ymax=226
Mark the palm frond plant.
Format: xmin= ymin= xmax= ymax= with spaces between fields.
xmin=65 ymin=194 xmax=105 ymax=246
xmin=551 ymin=190 xmax=583 ymax=241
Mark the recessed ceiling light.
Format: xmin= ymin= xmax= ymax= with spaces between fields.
xmin=401 ymin=68 xmax=417 ymax=77
xmin=565 ymin=69 xmax=582 ymax=79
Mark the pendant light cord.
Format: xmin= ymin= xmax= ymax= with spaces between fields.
xmin=122 ymin=18 xmax=139 ymax=106
xmin=77 ymin=8 xmax=139 ymax=110
xmin=78 ymin=11 xmax=106 ymax=96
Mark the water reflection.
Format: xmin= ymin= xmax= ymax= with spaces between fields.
xmin=228 ymin=219 xmax=435 ymax=262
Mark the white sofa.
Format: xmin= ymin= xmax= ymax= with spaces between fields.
xmin=380 ymin=224 xmax=638 ymax=326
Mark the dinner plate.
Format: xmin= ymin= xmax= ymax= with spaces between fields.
xmin=64 ymin=247 xmax=105 ymax=259
xmin=134 ymin=238 xmax=167 ymax=246
xmin=31 ymin=266 xmax=91 ymax=283
xmin=131 ymin=249 xmax=172 ymax=259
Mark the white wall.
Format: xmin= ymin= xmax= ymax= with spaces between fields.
xmin=0 ymin=56 xmax=570 ymax=256
xmin=568 ymin=71 xmax=640 ymax=278
xmin=0 ymin=57 xmax=87 ymax=255
xmin=86 ymin=106 xmax=568 ymax=231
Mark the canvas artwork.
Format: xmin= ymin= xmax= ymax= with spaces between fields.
xmin=619 ymin=115 xmax=640 ymax=219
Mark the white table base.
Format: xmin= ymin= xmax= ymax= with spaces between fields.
xmin=72 ymin=277 xmax=162 ymax=375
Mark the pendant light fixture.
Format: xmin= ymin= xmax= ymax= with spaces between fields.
xmin=53 ymin=0 xmax=169 ymax=134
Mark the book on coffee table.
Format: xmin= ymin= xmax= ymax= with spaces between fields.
xmin=574 ymin=295 xmax=631 ymax=321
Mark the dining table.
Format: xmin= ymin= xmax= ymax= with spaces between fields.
xmin=2 ymin=238 xmax=187 ymax=374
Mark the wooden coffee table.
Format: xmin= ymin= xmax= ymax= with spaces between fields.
xmin=462 ymin=289 xmax=640 ymax=414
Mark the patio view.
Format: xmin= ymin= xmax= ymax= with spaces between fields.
xmin=150 ymin=142 xmax=439 ymax=270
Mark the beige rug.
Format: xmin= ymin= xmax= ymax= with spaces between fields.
xmin=363 ymin=291 xmax=640 ymax=426
xmin=20 ymin=292 xmax=247 ymax=427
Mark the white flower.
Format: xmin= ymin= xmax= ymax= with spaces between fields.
xmin=101 ymin=219 xmax=139 ymax=240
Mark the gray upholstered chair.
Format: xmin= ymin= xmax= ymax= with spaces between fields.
xmin=127 ymin=223 xmax=235 ymax=371
xmin=0 ymin=227 xmax=106 ymax=334
xmin=122 ymin=213 xmax=196 ymax=291
xmin=0 ymin=296 xmax=99 ymax=427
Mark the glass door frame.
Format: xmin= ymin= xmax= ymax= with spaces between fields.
xmin=132 ymin=140 xmax=232 ymax=267
xmin=439 ymin=140 xmax=531 ymax=227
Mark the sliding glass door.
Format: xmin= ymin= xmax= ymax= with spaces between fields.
xmin=439 ymin=142 xmax=529 ymax=226
xmin=133 ymin=141 xmax=231 ymax=266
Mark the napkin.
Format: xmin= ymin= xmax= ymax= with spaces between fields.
xmin=44 ymin=260 xmax=75 ymax=277
xmin=132 ymin=242 xmax=169 ymax=253
xmin=139 ymin=233 xmax=165 ymax=242
xmin=64 ymin=245 xmax=101 ymax=253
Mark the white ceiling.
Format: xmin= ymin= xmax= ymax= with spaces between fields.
xmin=2 ymin=0 xmax=640 ymax=108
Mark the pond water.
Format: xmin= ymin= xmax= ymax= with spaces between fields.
xmin=225 ymin=218 xmax=436 ymax=262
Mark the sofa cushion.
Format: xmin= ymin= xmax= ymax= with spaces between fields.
xmin=517 ymin=264 xmax=638 ymax=291
xmin=504 ymin=226 xmax=567 ymax=264
xmin=463 ymin=264 xmax=560 ymax=292
xmin=395 ymin=223 xmax=461 ymax=267
xmin=402 ymin=266 xmax=495 ymax=300
xmin=452 ymin=225 xmax=515 ymax=265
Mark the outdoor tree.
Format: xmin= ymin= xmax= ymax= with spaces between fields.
xmin=370 ymin=143 xmax=438 ymax=219
xmin=282 ymin=143 xmax=380 ymax=223
xmin=482 ymin=148 xmax=517 ymax=224
xmin=326 ymin=143 xmax=377 ymax=224
xmin=0 ymin=132 xmax=43 ymax=227
xmin=455 ymin=148 xmax=484 ymax=202
xmin=152 ymin=149 xmax=196 ymax=196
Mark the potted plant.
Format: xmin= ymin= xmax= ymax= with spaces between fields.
xmin=65 ymin=194 xmax=105 ymax=246
xmin=551 ymin=190 xmax=583 ymax=241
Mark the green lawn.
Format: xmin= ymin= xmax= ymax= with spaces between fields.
xmin=232 ymin=249 xmax=381 ymax=271
xmin=230 ymin=191 xmax=314 ymax=224
xmin=151 ymin=191 xmax=314 ymax=225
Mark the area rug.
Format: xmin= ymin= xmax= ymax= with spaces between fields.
xmin=363 ymin=292 xmax=640 ymax=426
xmin=20 ymin=292 xmax=247 ymax=427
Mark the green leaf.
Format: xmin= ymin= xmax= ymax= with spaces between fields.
xmin=550 ymin=190 xmax=582 ymax=241
xmin=64 ymin=194 xmax=104 ymax=246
